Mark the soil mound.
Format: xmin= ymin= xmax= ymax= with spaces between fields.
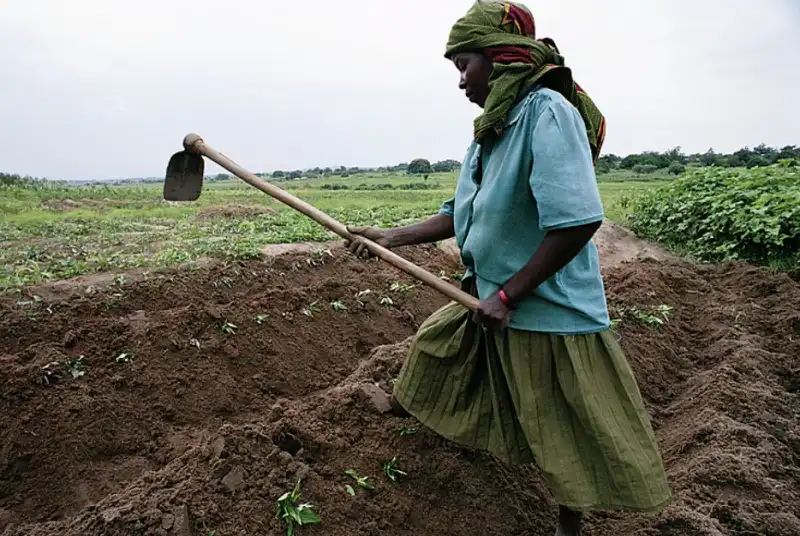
xmin=1 ymin=242 xmax=799 ymax=536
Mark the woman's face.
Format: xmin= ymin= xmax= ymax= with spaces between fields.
xmin=452 ymin=52 xmax=493 ymax=108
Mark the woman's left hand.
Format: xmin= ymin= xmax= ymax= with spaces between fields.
xmin=474 ymin=292 xmax=511 ymax=329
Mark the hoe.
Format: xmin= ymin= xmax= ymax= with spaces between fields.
xmin=164 ymin=133 xmax=479 ymax=311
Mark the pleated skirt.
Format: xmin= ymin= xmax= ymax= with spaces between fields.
xmin=393 ymin=293 xmax=672 ymax=512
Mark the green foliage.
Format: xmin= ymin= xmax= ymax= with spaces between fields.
xmin=0 ymin=170 xmax=656 ymax=292
xmin=276 ymin=479 xmax=321 ymax=536
xmin=407 ymin=158 xmax=432 ymax=175
xmin=632 ymin=164 xmax=659 ymax=175
xmin=598 ymin=144 xmax=799 ymax=175
xmin=668 ymin=161 xmax=686 ymax=175
xmin=628 ymin=165 xmax=800 ymax=273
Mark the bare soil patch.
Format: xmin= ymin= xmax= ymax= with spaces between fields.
xmin=1 ymin=230 xmax=798 ymax=536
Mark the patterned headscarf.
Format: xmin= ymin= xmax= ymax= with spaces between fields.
xmin=446 ymin=0 xmax=606 ymax=164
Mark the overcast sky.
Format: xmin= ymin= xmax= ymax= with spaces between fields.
xmin=1 ymin=0 xmax=798 ymax=181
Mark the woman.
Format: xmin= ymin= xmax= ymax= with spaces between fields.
xmin=346 ymin=2 xmax=671 ymax=534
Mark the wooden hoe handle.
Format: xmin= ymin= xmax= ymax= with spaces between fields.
xmin=182 ymin=133 xmax=479 ymax=311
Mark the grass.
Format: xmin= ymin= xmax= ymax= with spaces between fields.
xmin=0 ymin=170 xmax=665 ymax=292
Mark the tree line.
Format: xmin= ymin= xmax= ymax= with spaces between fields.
xmin=598 ymin=144 xmax=800 ymax=175
xmin=2 ymin=144 xmax=797 ymax=186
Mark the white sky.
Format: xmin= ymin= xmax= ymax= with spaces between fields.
xmin=1 ymin=0 xmax=798 ymax=181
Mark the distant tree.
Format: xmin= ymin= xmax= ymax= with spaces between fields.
xmin=632 ymin=164 xmax=659 ymax=174
xmin=272 ymin=170 xmax=285 ymax=179
xmin=287 ymin=170 xmax=303 ymax=180
xmin=668 ymin=161 xmax=686 ymax=175
xmin=432 ymin=159 xmax=461 ymax=173
xmin=407 ymin=158 xmax=433 ymax=175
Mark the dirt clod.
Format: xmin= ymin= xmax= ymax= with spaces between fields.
xmin=357 ymin=383 xmax=393 ymax=414
xmin=220 ymin=466 xmax=245 ymax=493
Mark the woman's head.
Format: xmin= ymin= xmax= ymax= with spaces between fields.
xmin=444 ymin=1 xmax=545 ymax=111
xmin=451 ymin=51 xmax=493 ymax=107
xmin=443 ymin=1 xmax=606 ymax=165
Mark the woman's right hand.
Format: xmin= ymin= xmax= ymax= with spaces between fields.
xmin=345 ymin=226 xmax=393 ymax=259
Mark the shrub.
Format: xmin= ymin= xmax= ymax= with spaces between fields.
xmin=668 ymin=162 xmax=686 ymax=175
xmin=628 ymin=165 xmax=800 ymax=274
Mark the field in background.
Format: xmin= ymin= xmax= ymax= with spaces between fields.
xmin=0 ymin=170 xmax=666 ymax=291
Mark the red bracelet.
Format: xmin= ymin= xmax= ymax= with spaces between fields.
xmin=498 ymin=289 xmax=512 ymax=308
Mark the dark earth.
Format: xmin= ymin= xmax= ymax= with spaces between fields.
xmin=1 ymin=234 xmax=798 ymax=536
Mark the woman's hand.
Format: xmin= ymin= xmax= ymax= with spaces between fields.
xmin=474 ymin=292 xmax=511 ymax=329
xmin=345 ymin=226 xmax=393 ymax=259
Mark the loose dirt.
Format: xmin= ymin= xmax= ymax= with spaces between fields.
xmin=1 ymin=225 xmax=798 ymax=536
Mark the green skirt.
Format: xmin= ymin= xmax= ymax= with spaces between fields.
xmin=393 ymin=289 xmax=672 ymax=512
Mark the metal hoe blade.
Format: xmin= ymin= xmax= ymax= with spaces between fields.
xmin=164 ymin=150 xmax=205 ymax=201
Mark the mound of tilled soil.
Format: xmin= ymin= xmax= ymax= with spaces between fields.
xmin=1 ymin=243 xmax=799 ymax=536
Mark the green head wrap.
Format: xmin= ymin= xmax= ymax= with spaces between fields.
xmin=445 ymin=0 xmax=606 ymax=163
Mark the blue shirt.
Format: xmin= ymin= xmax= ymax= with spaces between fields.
xmin=440 ymin=86 xmax=610 ymax=334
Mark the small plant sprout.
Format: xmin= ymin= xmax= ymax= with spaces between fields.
xmin=379 ymin=296 xmax=394 ymax=307
xmin=398 ymin=427 xmax=418 ymax=437
xmin=255 ymin=313 xmax=268 ymax=324
xmin=438 ymin=270 xmax=450 ymax=281
xmin=381 ymin=457 xmax=408 ymax=482
xmin=389 ymin=281 xmax=414 ymax=293
xmin=221 ymin=322 xmax=237 ymax=334
xmin=613 ymin=304 xmax=674 ymax=330
xmin=301 ymin=301 xmax=320 ymax=318
xmin=344 ymin=469 xmax=376 ymax=491
xmin=276 ymin=479 xmax=321 ymax=536
xmin=330 ymin=300 xmax=347 ymax=312
xmin=115 ymin=352 xmax=134 ymax=364
xmin=306 ymin=248 xmax=334 ymax=267
xmin=355 ymin=289 xmax=372 ymax=307
xmin=189 ymin=338 xmax=202 ymax=349
xmin=657 ymin=304 xmax=674 ymax=321
xmin=66 ymin=356 xmax=86 ymax=378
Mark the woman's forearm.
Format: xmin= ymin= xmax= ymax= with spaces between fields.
xmin=502 ymin=221 xmax=602 ymax=305
xmin=387 ymin=213 xmax=455 ymax=247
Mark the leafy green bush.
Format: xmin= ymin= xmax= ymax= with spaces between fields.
xmin=628 ymin=165 xmax=800 ymax=274
xmin=668 ymin=161 xmax=686 ymax=175
xmin=632 ymin=164 xmax=659 ymax=174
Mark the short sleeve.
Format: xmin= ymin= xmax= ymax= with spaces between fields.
xmin=529 ymin=96 xmax=604 ymax=231
xmin=439 ymin=196 xmax=455 ymax=217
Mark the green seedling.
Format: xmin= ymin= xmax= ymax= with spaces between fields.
xmin=355 ymin=289 xmax=372 ymax=307
xmin=614 ymin=304 xmax=673 ymax=329
xmin=330 ymin=300 xmax=347 ymax=312
xmin=66 ymin=356 xmax=86 ymax=378
xmin=398 ymin=427 xmax=418 ymax=437
xmin=221 ymin=322 xmax=237 ymax=334
xmin=345 ymin=485 xmax=356 ymax=497
xmin=301 ymin=301 xmax=320 ymax=318
xmin=379 ymin=296 xmax=394 ymax=307
xmin=255 ymin=313 xmax=268 ymax=324
xmin=389 ymin=281 xmax=414 ymax=293
xmin=344 ymin=469 xmax=376 ymax=491
xmin=306 ymin=248 xmax=334 ymax=267
xmin=381 ymin=457 xmax=408 ymax=482
xmin=276 ymin=479 xmax=321 ymax=536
